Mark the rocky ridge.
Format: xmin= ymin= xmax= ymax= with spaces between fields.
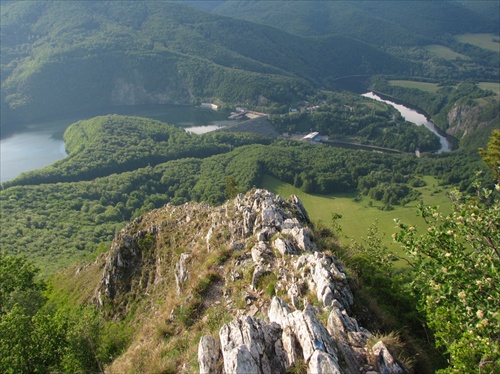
xmin=94 ymin=189 xmax=407 ymax=373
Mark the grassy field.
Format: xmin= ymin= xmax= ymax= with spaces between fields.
xmin=424 ymin=44 xmax=469 ymax=61
xmin=455 ymin=33 xmax=500 ymax=52
xmin=389 ymin=79 xmax=442 ymax=93
xmin=260 ymin=175 xmax=452 ymax=266
xmin=478 ymin=82 xmax=500 ymax=96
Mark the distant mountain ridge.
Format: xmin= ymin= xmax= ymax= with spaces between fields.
xmin=1 ymin=1 xmax=408 ymax=132
xmin=196 ymin=0 xmax=499 ymax=43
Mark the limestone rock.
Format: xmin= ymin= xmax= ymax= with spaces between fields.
xmin=372 ymin=341 xmax=409 ymax=374
xmin=281 ymin=226 xmax=315 ymax=252
xmin=273 ymin=237 xmax=296 ymax=256
xmin=175 ymin=253 xmax=191 ymax=295
xmin=251 ymin=241 xmax=269 ymax=264
xmin=308 ymin=350 xmax=342 ymax=374
xmin=327 ymin=307 xmax=370 ymax=373
xmin=219 ymin=316 xmax=285 ymax=374
xmin=287 ymin=282 xmax=302 ymax=309
xmin=290 ymin=194 xmax=310 ymax=222
xmin=198 ymin=335 xmax=221 ymax=374
xmin=268 ymin=297 xmax=338 ymax=364
xmin=294 ymin=252 xmax=352 ymax=310
xmin=206 ymin=227 xmax=214 ymax=251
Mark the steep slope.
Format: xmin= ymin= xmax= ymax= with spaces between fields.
xmin=446 ymin=97 xmax=500 ymax=150
xmin=1 ymin=1 xmax=408 ymax=132
xmin=67 ymin=189 xmax=408 ymax=373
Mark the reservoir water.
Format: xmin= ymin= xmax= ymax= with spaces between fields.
xmin=362 ymin=92 xmax=452 ymax=153
xmin=1 ymin=129 xmax=67 ymax=182
xmin=0 ymin=105 xmax=233 ymax=183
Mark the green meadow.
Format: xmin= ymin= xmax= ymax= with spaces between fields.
xmin=389 ymin=79 xmax=442 ymax=93
xmin=424 ymin=44 xmax=469 ymax=61
xmin=387 ymin=79 xmax=498 ymax=96
xmin=261 ymin=174 xmax=452 ymax=265
xmin=455 ymin=33 xmax=500 ymax=52
xmin=478 ymin=82 xmax=500 ymax=96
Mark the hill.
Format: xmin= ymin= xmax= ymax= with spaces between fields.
xmin=1 ymin=114 xmax=493 ymax=275
xmin=192 ymin=0 xmax=499 ymax=86
xmin=201 ymin=0 xmax=498 ymax=44
xmin=5 ymin=181 xmax=497 ymax=373
xmin=7 ymin=190 xmax=422 ymax=373
xmin=0 ymin=1 xmax=409 ymax=134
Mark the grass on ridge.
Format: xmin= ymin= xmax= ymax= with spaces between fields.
xmin=478 ymin=82 xmax=500 ymax=97
xmin=455 ymin=33 xmax=500 ymax=52
xmin=260 ymin=175 xmax=452 ymax=267
xmin=389 ymin=79 xmax=442 ymax=93
xmin=424 ymin=45 xmax=469 ymax=61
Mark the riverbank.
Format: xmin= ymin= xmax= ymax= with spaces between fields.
xmin=362 ymin=92 xmax=453 ymax=152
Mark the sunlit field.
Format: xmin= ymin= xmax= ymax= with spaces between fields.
xmin=389 ymin=79 xmax=442 ymax=93
xmin=425 ymin=44 xmax=469 ymax=61
xmin=261 ymin=174 xmax=452 ymax=266
xmin=478 ymin=82 xmax=500 ymax=96
xmin=455 ymin=33 xmax=500 ymax=52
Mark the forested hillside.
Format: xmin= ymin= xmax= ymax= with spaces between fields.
xmin=196 ymin=0 xmax=499 ymax=82
xmin=1 ymin=0 xmax=409 ymax=133
xmin=3 ymin=1 xmax=498 ymax=136
xmin=0 ymin=115 xmax=494 ymax=274
xmin=203 ymin=0 xmax=497 ymax=41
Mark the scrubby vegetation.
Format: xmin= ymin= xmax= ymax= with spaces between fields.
xmin=0 ymin=253 xmax=131 ymax=373
xmin=394 ymin=131 xmax=500 ymax=372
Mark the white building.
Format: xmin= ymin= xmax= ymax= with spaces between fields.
xmin=303 ymin=132 xmax=320 ymax=142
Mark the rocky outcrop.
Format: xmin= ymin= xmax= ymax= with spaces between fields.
xmin=92 ymin=219 xmax=158 ymax=307
xmin=93 ymin=189 xmax=407 ymax=373
xmin=196 ymin=190 xmax=407 ymax=374
xmin=198 ymin=336 xmax=221 ymax=374
xmin=446 ymin=102 xmax=497 ymax=140
xmin=200 ymin=294 xmax=407 ymax=373
xmin=219 ymin=316 xmax=287 ymax=374
xmin=268 ymin=297 xmax=341 ymax=371
xmin=372 ymin=341 xmax=407 ymax=374
xmin=110 ymin=68 xmax=190 ymax=106
xmin=175 ymin=253 xmax=191 ymax=295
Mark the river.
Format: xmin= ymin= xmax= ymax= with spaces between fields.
xmin=0 ymin=105 xmax=234 ymax=183
xmin=362 ymin=92 xmax=452 ymax=153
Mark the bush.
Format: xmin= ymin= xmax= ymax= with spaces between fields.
xmin=395 ymin=187 xmax=500 ymax=373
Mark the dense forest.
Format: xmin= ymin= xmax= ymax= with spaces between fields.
xmin=2 ymin=1 xmax=499 ymax=134
xmin=0 ymin=115 xmax=494 ymax=275
xmin=1 ymin=1 xmax=410 ymax=133
xmin=200 ymin=1 xmax=498 ymax=42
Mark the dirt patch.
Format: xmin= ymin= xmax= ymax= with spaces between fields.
xmin=218 ymin=116 xmax=280 ymax=138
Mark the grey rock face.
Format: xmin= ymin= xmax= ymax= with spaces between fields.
xmin=219 ymin=316 xmax=286 ymax=374
xmin=198 ymin=335 xmax=221 ymax=374
xmin=175 ymin=253 xmax=191 ymax=296
xmin=372 ymin=341 xmax=409 ymax=374
xmin=308 ymin=350 xmax=343 ymax=374
xmin=268 ymin=297 xmax=339 ymax=366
